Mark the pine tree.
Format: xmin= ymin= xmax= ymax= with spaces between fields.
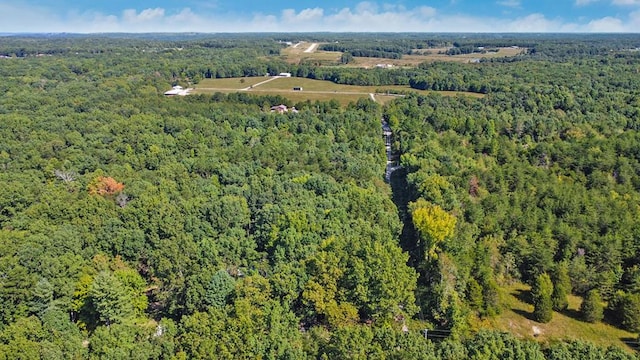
xmin=29 ymin=278 xmax=54 ymax=317
xmin=90 ymin=271 xmax=135 ymax=326
xmin=467 ymin=278 xmax=484 ymax=311
xmin=551 ymin=263 xmax=570 ymax=312
xmin=205 ymin=270 xmax=235 ymax=309
xmin=531 ymin=273 xmax=553 ymax=323
xmin=580 ymin=289 xmax=603 ymax=323
xmin=609 ymin=291 xmax=640 ymax=331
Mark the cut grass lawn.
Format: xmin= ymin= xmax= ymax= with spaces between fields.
xmin=192 ymin=77 xmax=484 ymax=105
xmin=196 ymin=77 xmax=271 ymax=90
xmin=257 ymin=77 xmax=373 ymax=92
xmin=253 ymin=91 xmax=367 ymax=106
xmin=481 ymin=282 xmax=638 ymax=352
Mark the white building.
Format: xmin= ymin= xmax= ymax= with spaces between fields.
xmin=164 ymin=85 xmax=191 ymax=96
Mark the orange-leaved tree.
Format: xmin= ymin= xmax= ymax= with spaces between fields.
xmin=88 ymin=176 xmax=125 ymax=196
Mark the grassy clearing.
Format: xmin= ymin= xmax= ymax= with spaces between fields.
xmin=280 ymin=42 xmax=340 ymax=64
xmin=254 ymin=90 xmax=367 ymax=106
xmin=251 ymin=77 xmax=484 ymax=98
xmin=480 ymin=283 xmax=638 ymax=352
xmin=349 ymin=48 xmax=526 ymax=67
xmin=281 ymin=44 xmax=525 ymax=67
xmin=192 ymin=76 xmax=484 ymax=105
xmin=257 ymin=77 xmax=372 ymax=92
xmin=407 ymin=47 xmax=525 ymax=63
xmin=373 ymin=94 xmax=402 ymax=105
xmin=196 ymin=77 xmax=270 ymax=89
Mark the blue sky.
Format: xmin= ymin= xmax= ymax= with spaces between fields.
xmin=1 ymin=0 xmax=640 ymax=32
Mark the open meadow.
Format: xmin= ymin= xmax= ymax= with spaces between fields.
xmin=193 ymin=76 xmax=484 ymax=105
xmin=280 ymin=42 xmax=526 ymax=67
xmin=477 ymin=283 xmax=639 ymax=352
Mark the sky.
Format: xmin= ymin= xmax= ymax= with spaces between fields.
xmin=1 ymin=0 xmax=640 ymax=33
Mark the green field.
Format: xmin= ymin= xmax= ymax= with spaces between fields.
xmin=196 ymin=77 xmax=271 ymax=89
xmin=279 ymin=42 xmax=341 ymax=65
xmin=480 ymin=283 xmax=638 ymax=352
xmin=193 ymin=76 xmax=484 ymax=105
xmin=280 ymin=43 xmax=525 ymax=67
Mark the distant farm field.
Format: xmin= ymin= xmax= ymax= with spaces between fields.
xmin=280 ymin=42 xmax=525 ymax=67
xmin=279 ymin=41 xmax=341 ymax=65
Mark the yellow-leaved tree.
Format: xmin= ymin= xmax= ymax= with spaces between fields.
xmin=409 ymin=198 xmax=456 ymax=259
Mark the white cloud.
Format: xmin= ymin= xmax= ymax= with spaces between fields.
xmin=628 ymin=10 xmax=640 ymax=26
xmin=281 ymin=8 xmax=324 ymax=23
xmin=612 ymin=0 xmax=640 ymax=5
xmin=576 ymin=0 xmax=599 ymax=5
xmin=355 ymin=2 xmax=379 ymax=14
xmin=123 ymin=8 xmax=165 ymax=23
xmin=587 ymin=16 xmax=626 ymax=31
xmin=498 ymin=0 xmax=522 ymax=8
xmin=0 ymin=2 xmax=640 ymax=33
xmin=382 ymin=4 xmax=407 ymax=12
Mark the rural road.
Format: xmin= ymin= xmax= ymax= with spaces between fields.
xmin=304 ymin=43 xmax=318 ymax=53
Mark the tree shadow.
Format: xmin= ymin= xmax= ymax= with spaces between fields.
xmin=512 ymin=288 xmax=531 ymax=304
xmin=601 ymin=309 xmax=621 ymax=328
xmin=620 ymin=337 xmax=640 ymax=351
xmin=389 ymin=168 xmax=422 ymax=267
xmin=560 ymin=308 xmax=582 ymax=320
xmin=512 ymin=308 xmax=536 ymax=321
xmin=510 ymin=288 xmax=537 ymax=321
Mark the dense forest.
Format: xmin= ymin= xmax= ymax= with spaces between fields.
xmin=1 ymin=33 xmax=640 ymax=359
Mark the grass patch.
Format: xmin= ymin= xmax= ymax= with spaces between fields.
xmin=281 ymin=44 xmax=526 ymax=67
xmin=252 ymin=90 xmax=367 ymax=106
xmin=196 ymin=77 xmax=270 ymax=89
xmin=254 ymin=77 xmax=484 ymax=98
xmin=481 ymin=283 xmax=637 ymax=352
xmin=192 ymin=76 xmax=484 ymax=105
xmin=280 ymin=42 xmax=340 ymax=65
xmin=258 ymin=77 xmax=372 ymax=92
xmin=373 ymin=94 xmax=402 ymax=105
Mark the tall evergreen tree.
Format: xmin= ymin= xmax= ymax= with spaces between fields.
xmin=580 ymin=289 xmax=603 ymax=323
xmin=608 ymin=291 xmax=640 ymax=332
xmin=531 ymin=273 xmax=553 ymax=323
xmin=551 ymin=262 xmax=571 ymax=312
xmin=29 ymin=278 xmax=54 ymax=317
xmin=205 ymin=270 xmax=235 ymax=309
xmin=90 ymin=272 xmax=135 ymax=326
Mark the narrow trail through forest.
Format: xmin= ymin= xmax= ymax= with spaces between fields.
xmin=383 ymin=121 xmax=420 ymax=268
xmin=383 ymin=120 xmax=401 ymax=182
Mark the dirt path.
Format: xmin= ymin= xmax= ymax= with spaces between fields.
xmin=369 ymin=93 xmax=376 ymax=102
xmin=304 ymin=43 xmax=318 ymax=53
xmin=240 ymin=76 xmax=281 ymax=90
